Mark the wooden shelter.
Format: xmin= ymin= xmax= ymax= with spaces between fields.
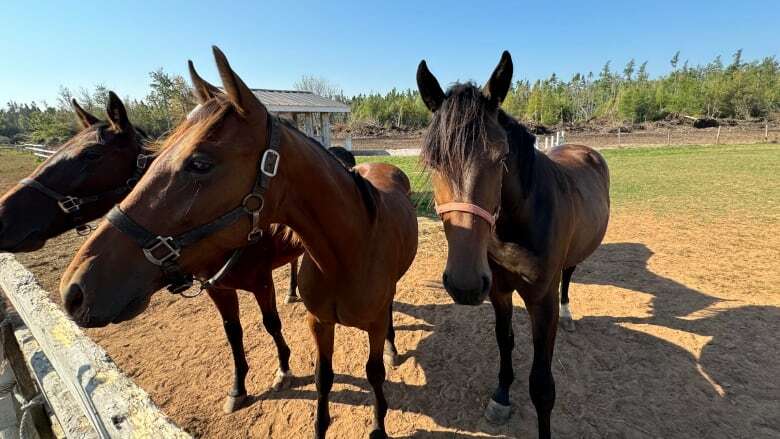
xmin=251 ymin=89 xmax=350 ymax=147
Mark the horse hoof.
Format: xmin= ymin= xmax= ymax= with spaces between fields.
xmin=383 ymin=351 xmax=400 ymax=368
xmin=560 ymin=317 xmax=576 ymax=332
xmin=368 ymin=430 xmax=388 ymax=439
xmin=383 ymin=341 xmax=400 ymax=368
xmin=272 ymin=368 xmax=292 ymax=391
xmin=223 ymin=394 xmax=247 ymax=414
xmin=484 ymin=399 xmax=512 ymax=424
xmin=284 ymin=294 xmax=302 ymax=304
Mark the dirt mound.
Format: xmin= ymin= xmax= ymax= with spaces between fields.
xmin=333 ymin=121 xmax=424 ymax=138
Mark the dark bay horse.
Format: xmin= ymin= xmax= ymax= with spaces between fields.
xmin=0 ymin=91 xmax=356 ymax=413
xmin=417 ymin=52 xmax=610 ymax=438
xmin=60 ymin=47 xmax=418 ymax=438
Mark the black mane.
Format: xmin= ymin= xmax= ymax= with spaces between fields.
xmin=422 ymin=82 xmax=537 ymax=190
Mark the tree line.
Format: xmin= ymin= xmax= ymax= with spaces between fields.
xmin=2 ymin=51 xmax=778 ymax=145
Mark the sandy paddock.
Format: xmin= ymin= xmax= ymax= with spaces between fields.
xmin=12 ymin=206 xmax=779 ymax=438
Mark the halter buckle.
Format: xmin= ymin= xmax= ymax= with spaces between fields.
xmin=143 ymin=236 xmax=181 ymax=266
xmin=57 ymin=196 xmax=83 ymax=214
xmin=260 ymin=149 xmax=280 ymax=177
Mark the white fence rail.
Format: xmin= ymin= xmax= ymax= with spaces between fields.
xmin=535 ymin=131 xmax=566 ymax=152
xmin=22 ymin=144 xmax=56 ymax=159
xmin=0 ymin=253 xmax=190 ymax=439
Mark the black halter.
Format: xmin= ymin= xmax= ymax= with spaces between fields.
xmin=105 ymin=115 xmax=282 ymax=295
xmin=20 ymin=152 xmax=151 ymax=235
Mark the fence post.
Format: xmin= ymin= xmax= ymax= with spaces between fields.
xmin=618 ymin=128 xmax=621 ymax=147
xmin=555 ymin=131 xmax=560 ymax=146
xmin=344 ymin=134 xmax=352 ymax=151
xmin=716 ymin=126 xmax=721 ymax=144
xmin=766 ymin=120 xmax=769 ymax=142
xmin=667 ymin=129 xmax=671 ymax=145
xmin=1 ymin=318 xmax=56 ymax=439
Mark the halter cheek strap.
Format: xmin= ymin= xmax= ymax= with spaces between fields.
xmin=19 ymin=150 xmax=151 ymax=235
xmin=435 ymin=202 xmax=497 ymax=227
xmin=105 ymin=115 xmax=281 ymax=295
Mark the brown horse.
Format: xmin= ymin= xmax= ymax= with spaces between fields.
xmin=417 ymin=52 xmax=610 ymax=438
xmin=0 ymin=93 xmax=147 ymax=250
xmin=0 ymin=92 xmax=337 ymax=413
xmin=60 ymin=47 xmax=418 ymax=438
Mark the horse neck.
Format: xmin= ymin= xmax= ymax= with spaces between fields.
xmin=273 ymin=128 xmax=371 ymax=273
xmin=499 ymin=131 xmax=562 ymax=249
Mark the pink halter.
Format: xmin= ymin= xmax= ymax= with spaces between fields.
xmin=435 ymin=202 xmax=497 ymax=227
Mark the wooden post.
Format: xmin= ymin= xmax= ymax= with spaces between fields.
xmin=618 ymin=128 xmax=622 ymax=147
xmin=321 ymin=113 xmax=331 ymax=147
xmin=0 ymin=254 xmax=190 ymax=438
xmin=667 ymin=129 xmax=671 ymax=145
xmin=1 ymin=319 xmax=55 ymax=439
xmin=303 ymin=113 xmax=314 ymax=137
xmin=766 ymin=120 xmax=769 ymax=142
xmin=555 ymin=131 xmax=560 ymax=146
xmin=716 ymin=126 xmax=721 ymax=144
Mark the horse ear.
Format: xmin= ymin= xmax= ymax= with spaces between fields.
xmin=188 ymin=60 xmax=221 ymax=104
xmin=417 ymin=60 xmax=445 ymax=112
xmin=212 ymin=46 xmax=264 ymax=116
xmin=483 ymin=51 xmax=513 ymax=107
xmin=106 ymin=91 xmax=131 ymax=132
xmin=71 ymin=99 xmax=99 ymax=129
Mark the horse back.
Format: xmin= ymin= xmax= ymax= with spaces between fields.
xmin=547 ymin=144 xmax=610 ymax=266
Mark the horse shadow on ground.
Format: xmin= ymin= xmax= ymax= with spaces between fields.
xmin=254 ymin=242 xmax=780 ymax=438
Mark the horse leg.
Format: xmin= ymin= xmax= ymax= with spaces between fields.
xmin=284 ymin=258 xmax=302 ymax=303
xmin=484 ymin=288 xmax=515 ymax=424
xmin=308 ymin=313 xmax=334 ymax=439
xmin=252 ymin=270 xmax=293 ymax=391
xmin=559 ymin=265 xmax=577 ymax=332
xmin=206 ymin=288 xmax=250 ymax=414
xmin=527 ymin=289 xmax=559 ymax=439
xmin=367 ymin=312 xmax=390 ymax=439
xmin=383 ymin=301 xmax=400 ymax=368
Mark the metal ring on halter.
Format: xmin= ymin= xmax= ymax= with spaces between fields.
xmin=242 ymin=194 xmax=264 ymax=241
xmin=75 ymin=224 xmax=94 ymax=236
xmin=242 ymin=193 xmax=264 ymax=213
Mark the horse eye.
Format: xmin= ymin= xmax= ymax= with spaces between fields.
xmin=83 ymin=149 xmax=103 ymax=160
xmin=187 ymin=158 xmax=214 ymax=174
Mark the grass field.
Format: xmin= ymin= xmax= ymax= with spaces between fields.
xmin=359 ymin=144 xmax=780 ymax=221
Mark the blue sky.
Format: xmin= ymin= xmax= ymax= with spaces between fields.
xmin=1 ymin=0 xmax=778 ymax=105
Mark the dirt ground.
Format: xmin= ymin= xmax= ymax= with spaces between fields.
xmin=11 ymin=206 xmax=780 ymax=438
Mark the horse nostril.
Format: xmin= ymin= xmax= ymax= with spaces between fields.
xmin=63 ymin=283 xmax=85 ymax=316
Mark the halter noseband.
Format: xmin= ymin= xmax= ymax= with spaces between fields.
xmin=435 ymin=202 xmax=498 ymax=228
xmin=105 ymin=115 xmax=281 ymax=295
xmin=20 ymin=152 xmax=150 ymax=235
